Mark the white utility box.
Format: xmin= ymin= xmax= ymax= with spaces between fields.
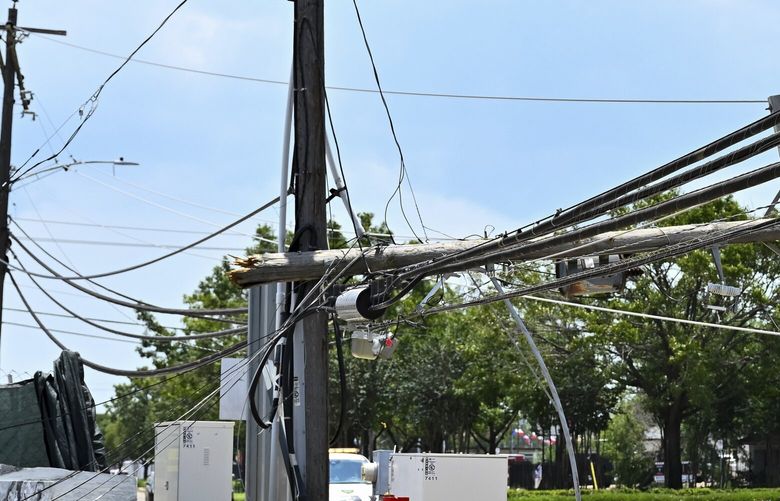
xmin=387 ymin=453 xmax=507 ymax=501
xmin=154 ymin=421 xmax=234 ymax=501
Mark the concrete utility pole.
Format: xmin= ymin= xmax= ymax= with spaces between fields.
xmin=290 ymin=0 xmax=328 ymax=497
xmin=0 ymin=3 xmax=64 ymax=359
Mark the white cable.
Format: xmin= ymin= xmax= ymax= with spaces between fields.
xmin=75 ymin=171 xmax=277 ymax=245
xmin=487 ymin=276 xmax=581 ymax=501
xmin=4 ymin=321 xmax=139 ymax=345
xmin=91 ymin=168 xmax=249 ymax=219
xmin=523 ymin=295 xmax=780 ymax=338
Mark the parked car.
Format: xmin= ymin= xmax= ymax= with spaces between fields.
xmin=329 ymin=452 xmax=372 ymax=501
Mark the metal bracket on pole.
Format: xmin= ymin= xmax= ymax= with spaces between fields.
xmin=710 ymin=246 xmax=725 ymax=283
xmin=487 ymin=276 xmax=582 ymax=501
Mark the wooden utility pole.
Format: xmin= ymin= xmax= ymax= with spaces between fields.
xmin=0 ymin=3 xmax=64 ymax=360
xmin=291 ymin=0 xmax=328 ymax=497
xmin=0 ymin=5 xmax=18 ymax=353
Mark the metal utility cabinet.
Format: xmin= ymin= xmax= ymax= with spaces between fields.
xmin=386 ymin=453 xmax=508 ymax=501
xmin=154 ymin=421 xmax=234 ymax=501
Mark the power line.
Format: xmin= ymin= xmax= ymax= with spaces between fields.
xmin=4 ymin=305 xmax=186 ymax=331
xmin=390 ymin=111 xmax=780 ymax=283
xmin=10 ymin=236 xmax=247 ymax=318
xmin=30 ymin=34 xmax=767 ymax=106
xmin=420 ymin=217 xmax=780 ymax=317
xmin=90 ymin=168 xmax=255 ymax=220
xmin=15 ymin=235 xmax=244 ymax=251
xmin=4 ymin=320 xmax=139 ymax=344
xmin=15 ymin=256 xmax=246 ymax=343
xmin=75 ymin=171 xmax=263 ymax=241
xmin=8 ymin=194 xmax=279 ymax=281
xmin=523 ymin=295 xmax=780 ymax=338
xmin=9 ymin=270 xmax=248 ymax=378
xmin=10 ymin=223 xmax=247 ymax=324
xmin=13 ymin=216 xmax=453 ymax=243
xmin=351 ymin=0 xmax=428 ymax=243
xmin=11 ymin=0 xmax=191 ymax=182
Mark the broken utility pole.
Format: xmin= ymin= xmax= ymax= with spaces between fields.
xmin=229 ymin=218 xmax=780 ymax=287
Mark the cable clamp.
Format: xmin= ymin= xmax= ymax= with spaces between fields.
xmin=325 ymin=186 xmax=346 ymax=203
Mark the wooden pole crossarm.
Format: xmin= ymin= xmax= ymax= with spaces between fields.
xmin=229 ymin=218 xmax=780 ymax=287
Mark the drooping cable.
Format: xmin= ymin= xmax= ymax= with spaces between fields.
xmin=350 ymin=0 xmax=428 ymax=243
xmin=0 ymin=337 xmax=257 ymax=434
xmin=10 ymin=219 xmax=244 ymax=322
xmin=41 ymin=349 xmax=261 ymax=501
xmin=31 ymin=34 xmax=768 ymax=105
xmin=11 ymin=0 xmax=191 ymax=182
xmin=15 ymin=252 xmax=244 ymax=342
xmin=329 ymin=314 xmax=347 ymax=446
xmin=421 ymin=217 xmax=780 ymax=317
xmin=523 ymin=294 xmax=780 ymax=338
xmin=390 ymin=111 xmax=780 ymax=280
xmin=9 ymin=272 xmax=249 ymax=377
xmin=10 ymin=236 xmax=246 ymax=318
xmin=397 ymin=160 xmax=780 ymax=282
xmin=7 ymin=194 xmax=279 ymax=280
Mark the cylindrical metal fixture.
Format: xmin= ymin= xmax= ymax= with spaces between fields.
xmin=334 ymin=286 xmax=387 ymax=322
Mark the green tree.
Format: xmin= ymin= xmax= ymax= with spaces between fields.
xmin=603 ymin=398 xmax=654 ymax=487
xmin=583 ymin=196 xmax=780 ymax=488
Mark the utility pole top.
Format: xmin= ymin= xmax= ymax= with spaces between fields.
xmin=0 ymin=3 xmax=65 ymax=367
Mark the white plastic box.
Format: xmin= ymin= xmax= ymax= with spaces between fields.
xmin=154 ymin=421 xmax=235 ymax=501
xmin=387 ymin=453 xmax=507 ymax=501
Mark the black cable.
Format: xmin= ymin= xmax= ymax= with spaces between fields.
xmin=20 ymin=279 xmax=319 ymax=500
xmin=6 ymin=195 xmax=279 ymax=280
xmin=11 ymin=0 xmax=191 ymax=182
xmin=350 ymin=0 xmax=427 ymax=243
xmin=16 ymin=344 xmax=257 ymax=500
xmin=10 ymin=220 xmax=245 ymax=325
xmin=10 ymin=235 xmax=246 ymax=319
xmin=427 ymin=160 xmax=780 ymax=276
xmin=560 ymin=132 xmax=780 ymax=229
xmin=397 ymin=160 xmax=780 ymax=282
xmin=391 ymin=110 xmax=780 ymax=281
xmin=44 ymin=347 xmax=262 ymax=501
xmin=248 ymin=330 xmax=287 ymax=429
xmin=4 ymin=320 xmax=141 ymax=344
xmin=16 ymin=253 xmax=244 ymax=342
xmin=329 ymin=315 xmax=347 ymax=446
xmin=0 ymin=338 xmax=255 ymax=434
xmin=32 ymin=34 xmax=768 ymax=106
xmin=9 ymin=272 xmax=249 ymax=377
xmin=4 ymin=306 xmax=187 ymax=331
xmin=422 ymin=218 xmax=780 ymax=317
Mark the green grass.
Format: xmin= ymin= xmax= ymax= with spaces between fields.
xmin=507 ymin=488 xmax=780 ymax=501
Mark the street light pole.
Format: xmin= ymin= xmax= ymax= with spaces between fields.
xmin=12 ymin=158 xmax=139 ymax=184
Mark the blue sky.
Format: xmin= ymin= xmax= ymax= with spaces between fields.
xmin=3 ymin=0 xmax=780 ymax=403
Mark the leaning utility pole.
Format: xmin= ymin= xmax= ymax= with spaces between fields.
xmin=0 ymin=2 xmax=64 ymax=357
xmin=0 ymin=5 xmax=18 ymax=351
xmin=290 ymin=0 xmax=328 ymax=497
